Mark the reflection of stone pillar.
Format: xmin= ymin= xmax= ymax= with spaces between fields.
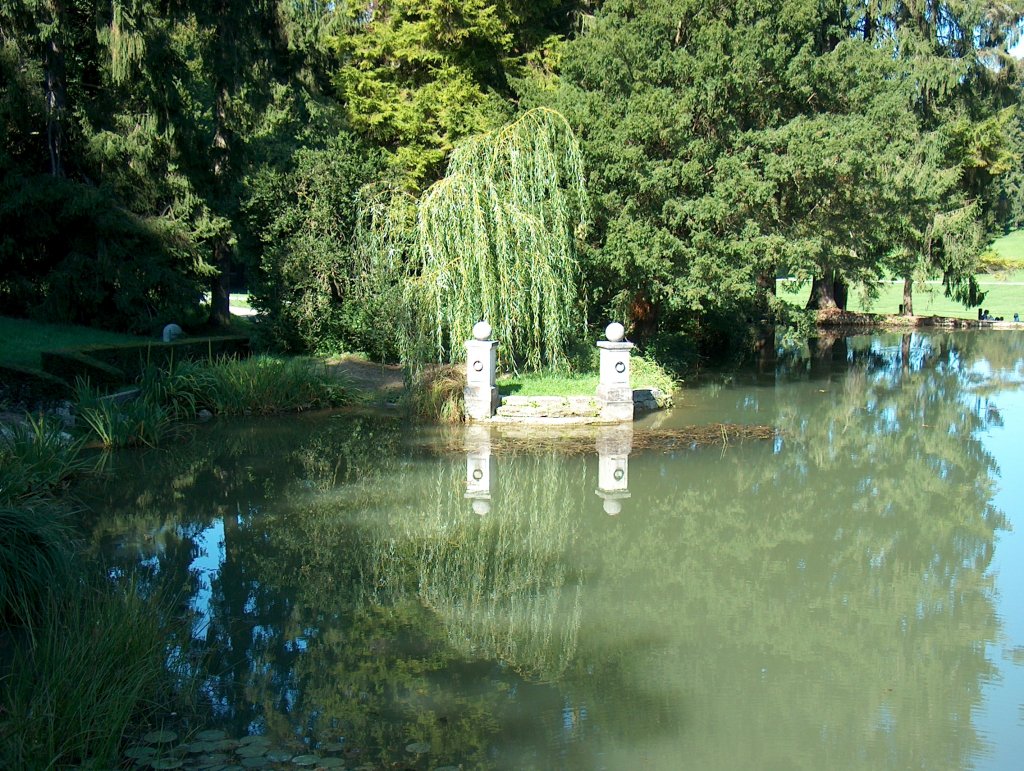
xmin=596 ymin=424 xmax=632 ymax=515
xmin=464 ymin=321 xmax=499 ymax=420
xmin=596 ymin=322 xmax=634 ymax=422
xmin=465 ymin=424 xmax=493 ymax=515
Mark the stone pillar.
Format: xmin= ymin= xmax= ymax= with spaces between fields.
xmin=464 ymin=424 xmax=493 ymax=515
xmin=464 ymin=321 xmax=499 ymax=420
xmin=596 ymin=424 xmax=632 ymax=515
xmin=596 ymin=322 xmax=634 ymax=422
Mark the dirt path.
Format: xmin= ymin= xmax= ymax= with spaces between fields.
xmin=324 ymin=355 xmax=406 ymax=400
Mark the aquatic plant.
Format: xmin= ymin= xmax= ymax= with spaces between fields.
xmin=0 ymin=576 xmax=196 ymax=769
xmin=0 ymin=500 xmax=74 ymax=626
xmin=75 ymin=378 xmax=176 ymax=448
xmin=0 ymin=413 xmax=88 ymax=500
xmin=188 ymin=355 xmax=354 ymax=415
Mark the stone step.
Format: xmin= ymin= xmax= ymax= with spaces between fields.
xmin=496 ymin=395 xmax=601 ymax=419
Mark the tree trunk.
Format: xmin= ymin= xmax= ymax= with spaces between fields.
xmin=43 ymin=1 xmax=67 ymax=177
xmin=902 ymin=276 xmax=914 ymax=316
xmin=209 ymin=37 xmax=233 ymax=329
xmin=807 ymin=268 xmax=849 ymax=311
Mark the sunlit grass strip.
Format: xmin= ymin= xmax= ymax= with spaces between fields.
xmin=497 ymin=354 xmax=677 ymax=397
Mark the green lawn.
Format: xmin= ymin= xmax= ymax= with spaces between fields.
xmin=989 ymin=230 xmax=1024 ymax=263
xmin=0 ymin=317 xmax=146 ymax=369
xmin=778 ymin=277 xmax=1024 ymax=320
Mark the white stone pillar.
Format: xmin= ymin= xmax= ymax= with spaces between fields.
xmin=464 ymin=424 xmax=493 ymax=515
xmin=464 ymin=321 xmax=499 ymax=420
xmin=596 ymin=424 xmax=632 ymax=515
xmin=596 ymin=322 xmax=634 ymax=422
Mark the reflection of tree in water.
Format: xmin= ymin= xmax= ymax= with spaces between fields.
xmin=74 ymin=332 xmax=1019 ymax=768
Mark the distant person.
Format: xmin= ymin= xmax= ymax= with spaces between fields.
xmin=1015 ymin=313 xmax=1020 ymax=322
xmin=982 ymin=309 xmax=991 ymax=320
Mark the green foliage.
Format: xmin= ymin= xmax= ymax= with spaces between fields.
xmin=0 ymin=414 xmax=86 ymax=624
xmin=0 ymin=500 xmax=74 ymax=626
xmin=0 ymin=576 xmax=195 ymax=769
xmin=243 ymin=129 xmax=388 ymax=357
xmin=358 ymin=108 xmax=590 ymax=369
xmin=0 ymin=174 xmax=211 ymax=332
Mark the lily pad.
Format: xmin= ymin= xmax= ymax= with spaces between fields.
xmin=265 ymin=750 xmax=294 ymax=762
xmin=124 ymin=746 xmax=158 ymax=760
xmin=240 ymin=758 xmax=271 ymax=769
xmin=195 ymin=729 xmax=228 ymax=742
xmin=319 ymin=742 xmax=345 ymax=753
xmin=185 ymin=740 xmax=222 ymax=754
xmin=238 ymin=735 xmax=271 ymax=747
xmin=211 ymin=739 xmax=240 ymax=752
xmin=235 ymin=745 xmax=267 ymax=758
xmin=315 ymin=758 xmax=345 ymax=769
xmin=291 ymin=755 xmax=321 ymax=767
xmin=149 ymin=759 xmax=184 ymax=770
xmin=193 ymin=754 xmax=231 ymax=769
xmin=144 ymin=730 xmax=179 ymax=745
xmin=405 ymin=742 xmax=430 ymax=754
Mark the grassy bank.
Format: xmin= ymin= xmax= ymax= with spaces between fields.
xmin=0 ymin=316 xmax=145 ymax=369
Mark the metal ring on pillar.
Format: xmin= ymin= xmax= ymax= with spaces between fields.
xmin=615 ymin=361 xmax=626 ymax=374
xmin=472 ymin=468 xmax=483 ymax=481
xmin=473 ymin=360 xmax=483 ymax=372
xmin=613 ymin=468 xmax=625 ymax=481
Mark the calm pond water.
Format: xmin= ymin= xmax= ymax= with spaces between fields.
xmin=77 ymin=331 xmax=1024 ymax=770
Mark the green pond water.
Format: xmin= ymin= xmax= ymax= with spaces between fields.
xmin=78 ymin=331 xmax=1024 ymax=770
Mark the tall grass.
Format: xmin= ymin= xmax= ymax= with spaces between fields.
xmin=0 ymin=415 xmax=85 ymax=623
xmin=184 ymin=355 xmax=352 ymax=415
xmin=0 ymin=577 xmax=195 ymax=769
xmin=74 ymin=356 xmax=357 ymax=447
xmin=0 ymin=414 xmax=89 ymax=500
xmin=406 ymin=364 xmax=465 ymax=423
xmin=0 ymin=501 xmax=74 ymax=626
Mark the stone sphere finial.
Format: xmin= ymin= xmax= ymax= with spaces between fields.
xmin=603 ymin=498 xmax=622 ymax=516
xmin=605 ymin=322 xmax=625 ymax=342
xmin=472 ymin=499 xmax=491 ymax=516
xmin=472 ymin=320 xmax=492 ymax=341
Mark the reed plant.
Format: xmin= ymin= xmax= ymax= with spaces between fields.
xmin=406 ymin=364 xmax=466 ymax=423
xmin=0 ymin=500 xmax=74 ymax=626
xmin=0 ymin=576 xmax=195 ymax=769
xmin=0 ymin=413 xmax=89 ymax=500
xmin=74 ymin=379 xmax=175 ymax=448
xmin=187 ymin=355 xmax=352 ymax=415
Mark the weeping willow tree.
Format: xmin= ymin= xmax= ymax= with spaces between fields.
xmin=356 ymin=108 xmax=590 ymax=370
